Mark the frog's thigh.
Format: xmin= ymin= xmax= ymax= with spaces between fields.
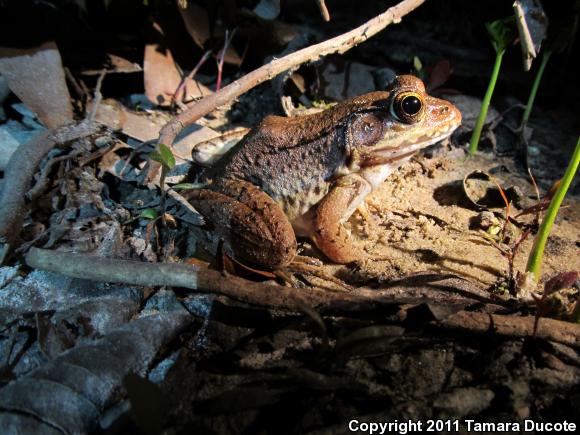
xmin=183 ymin=179 xmax=297 ymax=269
xmin=313 ymin=174 xmax=372 ymax=264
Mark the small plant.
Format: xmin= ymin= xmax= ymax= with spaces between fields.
xmin=468 ymin=17 xmax=516 ymax=155
xmin=478 ymin=180 xmax=531 ymax=294
xmin=149 ymin=143 xmax=176 ymax=225
xmin=149 ymin=143 xmax=176 ymax=192
xmin=526 ymin=136 xmax=580 ymax=282
xmin=519 ymin=50 xmax=551 ymax=131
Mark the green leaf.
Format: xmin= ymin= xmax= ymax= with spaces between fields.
xmin=139 ymin=208 xmax=158 ymax=220
xmin=485 ymin=17 xmax=516 ymax=54
xmin=149 ymin=150 xmax=162 ymax=164
xmin=158 ymin=144 xmax=176 ymax=169
xmin=150 ymin=144 xmax=176 ymax=170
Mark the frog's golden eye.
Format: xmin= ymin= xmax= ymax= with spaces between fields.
xmin=393 ymin=91 xmax=425 ymax=123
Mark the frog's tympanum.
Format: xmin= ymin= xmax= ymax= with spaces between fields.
xmin=184 ymin=75 xmax=461 ymax=268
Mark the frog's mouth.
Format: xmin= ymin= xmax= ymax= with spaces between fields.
xmin=356 ymin=128 xmax=456 ymax=168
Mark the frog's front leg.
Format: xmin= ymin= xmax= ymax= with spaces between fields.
xmin=183 ymin=179 xmax=297 ymax=269
xmin=312 ymin=174 xmax=372 ymax=264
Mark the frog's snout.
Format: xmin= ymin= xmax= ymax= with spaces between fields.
xmin=432 ymin=100 xmax=462 ymax=129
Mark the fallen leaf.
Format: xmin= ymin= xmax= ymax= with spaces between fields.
xmin=0 ymin=42 xmax=73 ymax=128
xmin=177 ymin=2 xmax=210 ymax=48
xmin=178 ymin=2 xmax=242 ymax=66
xmin=81 ymin=53 xmax=142 ymax=75
xmin=93 ymin=100 xmax=217 ymax=151
xmin=544 ymin=272 xmax=579 ymax=297
xmin=428 ymin=59 xmax=451 ymax=92
xmin=144 ymin=22 xmax=213 ymax=106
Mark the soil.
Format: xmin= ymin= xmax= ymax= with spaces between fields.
xmin=333 ymin=147 xmax=579 ymax=290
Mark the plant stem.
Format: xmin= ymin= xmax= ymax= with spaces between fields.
xmin=521 ymin=50 xmax=552 ymax=128
xmin=526 ymin=136 xmax=580 ymax=281
xmin=160 ymin=166 xmax=167 ymax=226
xmin=469 ymin=50 xmax=505 ymax=155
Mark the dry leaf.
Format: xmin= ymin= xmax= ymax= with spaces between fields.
xmin=177 ymin=1 xmax=210 ymax=47
xmin=0 ymin=41 xmax=73 ymax=128
xmin=94 ymin=100 xmax=217 ymax=148
xmin=82 ymin=53 xmax=142 ymax=75
xmin=178 ymin=2 xmax=242 ymax=66
xmin=144 ymin=22 xmax=213 ymax=107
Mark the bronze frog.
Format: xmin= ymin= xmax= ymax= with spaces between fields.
xmin=184 ymin=75 xmax=461 ymax=268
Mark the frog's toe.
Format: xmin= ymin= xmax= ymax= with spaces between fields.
xmin=286 ymin=261 xmax=354 ymax=292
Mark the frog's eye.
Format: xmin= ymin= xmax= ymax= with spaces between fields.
xmin=392 ymin=91 xmax=425 ymax=123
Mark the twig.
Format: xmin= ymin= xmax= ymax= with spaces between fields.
xmin=437 ymin=310 xmax=580 ymax=349
xmin=88 ymin=69 xmax=106 ymax=125
xmin=64 ymin=66 xmax=88 ymax=101
xmin=79 ymin=140 xmax=118 ymax=167
xmin=513 ymin=0 xmax=537 ymax=71
xmin=24 ymin=247 xmax=335 ymax=312
xmin=27 ymin=148 xmax=84 ymax=201
xmin=25 ymin=248 xmax=580 ymax=347
xmin=215 ymin=29 xmax=236 ymax=92
xmin=146 ymin=0 xmax=427 ymax=182
xmin=158 ymin=183 xmax=204 ymax=226
xmin=172 ymin=50 xmax=212 ymax=106
xmin=315 ymin=0 xmax=331 ymax=22
xmin=26 ymin=248 xmax=495 ymax=313
xmin=527 ymin=166 xmax=541 ymax=225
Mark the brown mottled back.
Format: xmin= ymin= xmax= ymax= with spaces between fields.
xmin=201 ymin=91 xmax=391 ymax=208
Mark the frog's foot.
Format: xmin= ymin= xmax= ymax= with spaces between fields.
xmin=356 ymin=202 xmax=372 ymax=222
xmin=220 ymin=248 xmax=277 ymax=279
xmin=218 ymin=250 xmax=352 ymax=291
xmin=284 ymin=259 xmax=354 ymax=292
xmin=290 ymin=254 xmax=323 ymax=267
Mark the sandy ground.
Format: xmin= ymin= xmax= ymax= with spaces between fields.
xmin=312 ymin=146 xmax=580 ymax=290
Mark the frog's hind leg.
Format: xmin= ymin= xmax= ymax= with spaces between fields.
xmin=183 ymin=179 xmax=297 ymax=269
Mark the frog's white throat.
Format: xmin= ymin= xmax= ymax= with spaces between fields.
xmin=360 ymin=131 xmax=453 ymax=189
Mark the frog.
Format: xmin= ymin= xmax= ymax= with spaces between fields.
xmin=183 ymin=75 xmax=461 ymax=269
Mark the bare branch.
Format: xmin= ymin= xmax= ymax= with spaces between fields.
xmin=26 ymin=247 xmax=492 ymax=313
xmin=316 ymin=0 xmax=331 ymax=22
xmin=438 ymin=310 xmax=580 ymax=349
xmin=25 ymin=247 xmax=580 ymax=348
